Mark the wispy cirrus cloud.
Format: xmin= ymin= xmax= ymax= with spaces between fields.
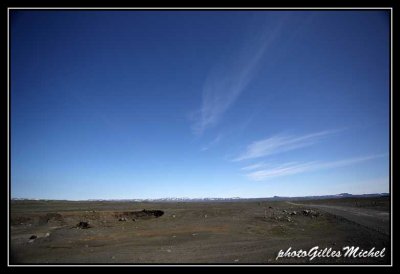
xmin=192 ymin=18 xmax=287 ymax=135
xmin=234 ymin=130 xmax=339 ymax=161
xmin=246 ymin=154 xmax=387 ymax=181
xmin=240 ymin=162 xmax=269 ymax=171
xmin=200 ymin=134 xmax=223 ymax=152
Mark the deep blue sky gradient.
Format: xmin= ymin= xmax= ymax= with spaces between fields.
xmin=11 ymin=11 xmax=390 ymax=199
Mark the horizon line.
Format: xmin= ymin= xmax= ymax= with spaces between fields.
xmin=10 ymin=192 xmax=390 ymax=202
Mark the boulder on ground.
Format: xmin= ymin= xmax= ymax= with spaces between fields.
xmin=28 ymin=235 xmax=37 ymax=243
xmin=77 ymin=221 xmax=90 ymax=229
xmin=302 ymin=209 xmax=320 ymax=217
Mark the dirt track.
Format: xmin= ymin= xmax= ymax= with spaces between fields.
xmin=288 ymin=202 xmax=390 ymax=236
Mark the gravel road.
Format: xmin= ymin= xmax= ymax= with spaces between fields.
xmin=288 ymin=202 xmax=390 ymax=236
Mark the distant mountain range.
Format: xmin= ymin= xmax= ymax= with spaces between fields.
xmin=11 ymin=193 xmax=389 ymax=202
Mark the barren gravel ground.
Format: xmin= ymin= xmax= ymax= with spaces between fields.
xmin=9 ymin=197 xmax=390 ymax=265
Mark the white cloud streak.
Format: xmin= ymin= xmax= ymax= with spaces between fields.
xmin=246 ymin=154 xmax=387 ymax=181
xmin=192 ymin=18 xmax=286 ymax=135
xmin=240 ymin=162 xmax=268 ymax=171
xmin=200 ymin=134 xmax=222 ymax=152
xmin=234 ymin=130 xmax=338 ymax=161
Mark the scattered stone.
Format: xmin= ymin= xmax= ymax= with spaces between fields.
xmin=204 ymin=214 xmax=207 ymax=218
xmin=302 ymin=209 xmax=320 ymax=217
xmin=283 ymin=210 xmax=288 ymax=213
xmin=132 ymin=218 xmax=136 ymax=222
xmin=166 ymin=249 xmax=172 ymax=253
xmin=27 ymin=235 xmax=37 ymax=243
xmin=77 ymin=221 xmax=90 ymax=229
xmin=45 ymin=232 xmax=50 ymax=237
xmin=172 ymin=214 xmax=176 ymax=218
xmin=290 ymin=211 xmax=297 ymax=215
xmin=192 ymin=233 xmax=197 ymax=236
xmin=234 ymin=259 xmax=239 ymax=262
xmin=287 ymin=217 xmax=292 ymax=222
xmin=172 ymin=235 xmax=176 ymax=238
xmin=119 ymin=217 xmax=127 ymax=222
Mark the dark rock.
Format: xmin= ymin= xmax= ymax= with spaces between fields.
xmin=77 ymin=221 xmax=90 ymax=229
xmin=302 ymin=209 xmax=320 ymax=217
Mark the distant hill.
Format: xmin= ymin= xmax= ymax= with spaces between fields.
xmin=11 ymin=193 xmax=389 ymax=202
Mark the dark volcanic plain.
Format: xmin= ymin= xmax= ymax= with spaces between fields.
xmin=10 ymin=197 xmax=390 ymax=264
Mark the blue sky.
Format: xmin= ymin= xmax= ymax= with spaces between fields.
xmin=11 ymin=10 xmax=390 ymax=200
